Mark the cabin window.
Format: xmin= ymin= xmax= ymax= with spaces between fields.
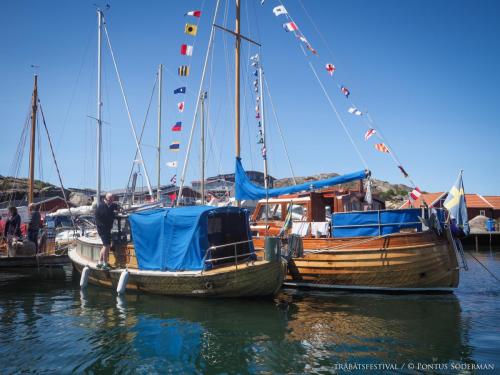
xmin=257 ymin=204 xmax=282 ymax=220
xmin=480 ymin=210 xmax=486 ymax=216
xmin=287 ymin=204 xmax=308 ymax=221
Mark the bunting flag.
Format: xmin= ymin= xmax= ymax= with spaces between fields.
xmin=283 ymin=22 xmax=298 ymax=32
xmin=325 ymin=63 xmax=336 ymax=76
xmin=184 ymin=23 xmax=197 ymax=36
xmin=177 ymin=102 xmax=185 ymax=112
xmin=364 ymin=128 xmax=376 ymax=141
xmin=348 ymin=106 xmax=362 ymax=116
xmin=398 ymin=165 xmax=409 ymax=178
xmin=180 ymin=44 xmax=193 ymax=56
xmin=185 ymin=10 xmax=201 ymax=17
xmin=178 ymin=65 xmax=189 ymax=76
xmin=174 ymin=87 xmax=186 ymax=94
xmin=169 ymin=141 xmax=180 ymax=151
xmin=273 ymin=5 xmax=287 ymax=16
xmin=166 ymin=161 xmax=178 ymax=168
xmin=340 ymin=85 xmax=350 ymax=98
xmin=410 ymin=187 xmax=422 ymax=201
xmin=374 ymin=143 xmax=389 ymax=153
xmin=172 ymin=122 xmax=182 ymax=131
xmin=305 ymin=44 xmax=317 ymax=55
xmin=170 ymin=175 xmax=177 ymax=184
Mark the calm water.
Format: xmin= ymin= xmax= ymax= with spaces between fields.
xmin=0 ymin=250 xmax=499 ymax=374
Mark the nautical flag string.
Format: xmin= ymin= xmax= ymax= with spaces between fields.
xmin=374 ymin=143 xmax=389 ymax=153
xmin=174 ymin=87 xmax=186 ymax=94
xmin=185 ymin=10 xmax=201 ymax=17
xmin=184 ymin=23 xmax=197 ymax=36
xmin=169 ymin=141 xmax=180 ymax=151
xmin=410 ymin=187 xmax=422 ymax=201
xmin=180 ymin=44 xmax=193 ymax=56
xmin=398 ymin=166 xmax=409 ymax=178
xmin=166 ymin=161 xmax=178 ymax=168
xmin=283 ymin=22 xmax=298 ymax=32
xmin=172 ymin=122 xmax=182 ymax=132
xmin=273 ymin=5 xmax=287 ymax=16
xmin=364 ymin=128 xmax=376 ymax=141
xmin=325 ymin=63 xmax=336 ymax=76
xmin=348 ymin=106 xmax=362 ymax=116
xmin=170 ymin=175 xmax=177 ymax=184
xmin=177 ymin=102 xmax=185 ymax=112
xmin=178 ymin=65 xmax=189 ymax=76
xmin=340 ymin=85 xmax=350 ymax=98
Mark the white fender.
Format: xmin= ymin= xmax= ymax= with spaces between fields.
xmin=116 ymin=270 xmax=129 ymax=294
xmin=80 ymin=266 xmax=90 ymax=288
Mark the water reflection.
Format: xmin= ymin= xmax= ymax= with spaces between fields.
xmin=0 ymin=253 xmax=498 ymax=373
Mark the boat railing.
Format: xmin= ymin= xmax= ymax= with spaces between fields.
xmin=202 ymin=239 xmax=254 ymax=273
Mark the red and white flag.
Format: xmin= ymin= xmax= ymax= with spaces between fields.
xmin=374 ymin=143 xmax=389 ymax=153
xmin=180 ymin=44 xmax=193 ymax=56
xmin=410 ymin=187 xmax=422 ymax=201
xmin=185 ymin=10 xmax=201 ymax=17
xmin=325 ymin=63 xmax=336 ymax=76
xmin=364 ymin=128 xmax=376 ymax=141
xmin=177 ymin=101 xmax=185 ymax=112
xmin=283 ymin=22 xmax=298 ymax=32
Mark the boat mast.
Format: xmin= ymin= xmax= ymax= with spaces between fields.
xmin=156 ymin=64 xmax=163 ymax=202
xmin=200 ymin=92 xmax=206 ymax=204
xmin=96 ymin=9 xmax=103 ymax=203
xmin=235 ymin=0 xmax=241 ymax=206
xmin=258 ymin=62 xmax=268 ymax=189
xmin=28 ymin=75 xmax=38 ymax=206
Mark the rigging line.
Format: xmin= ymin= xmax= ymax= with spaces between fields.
xmin=124 ymin=73 xmax=158 ymax=202
xmin=467 ymin=252 xmax=500 ymax=283
xmin=263 ymin=76 xmax=297 ymax=185
xmin=303 ymin=46 xmax=369 ymax=170
xmin=177 ymin=0 xmax=221 ymax=205
xmin=38 ymin=103 xmax=75 ymax=226
xmin=102 ymin=21 xmax=153 ymax=196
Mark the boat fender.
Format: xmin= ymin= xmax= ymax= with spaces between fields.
xmin=117 ymin=270 xmax=129 ymax=294
xmin=204 ymin=281 xmax=213 ymax=290
xmin=80 ymin=266 xmax=90 ymax=288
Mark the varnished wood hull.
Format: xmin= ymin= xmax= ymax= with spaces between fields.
xmin=69 ymin=243 xmax=286 ymax=298
xmin=253 ymin=231 xmax=459 ymax=291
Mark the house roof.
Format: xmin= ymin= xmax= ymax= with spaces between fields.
xmin=400 ymin=192 xmax=500 ymax=210
xmin=0 ymin=196 xmax=67 ymax=209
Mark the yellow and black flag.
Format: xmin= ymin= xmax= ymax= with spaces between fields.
xmin=178 ymin=65 xmax=189 ymax=76
xmin=184 ymin=23 xmax=197 ymax=36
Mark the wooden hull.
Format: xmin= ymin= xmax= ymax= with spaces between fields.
xmin=0 ymin=254 xmax=70 ymax=273
xmin=69 ymin=242 xmax=286 ymax=298
xmin=253 ymin=231 xmax=459 ymax=292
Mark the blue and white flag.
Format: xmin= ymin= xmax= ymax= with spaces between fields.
xmin=443 ymin=171 xmax=469 ymax=235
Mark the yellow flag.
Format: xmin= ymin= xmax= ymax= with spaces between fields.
xmin=185 ymin=23 xmax=197 ymax=36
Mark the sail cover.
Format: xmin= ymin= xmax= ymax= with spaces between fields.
xmin=235 ymin=157 xmax=368 ymax=201
xmin=129 ymin=206 xmax=253 ymax=271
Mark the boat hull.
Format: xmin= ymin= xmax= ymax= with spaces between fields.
xmin=69 ymin=244 xmax=286 ymax=298
xmin=253 ymin=231 xmax=459 ymax=292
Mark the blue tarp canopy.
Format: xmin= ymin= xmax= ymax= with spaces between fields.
xmin=332 ymin=209 xmax=423 ymax=237
xmin=129 ymin=206 xmax=252 ymax=271
xmin=235 ymin=157 xmax=368 ymax=201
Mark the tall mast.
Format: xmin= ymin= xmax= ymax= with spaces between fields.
xmin=235 ymin=0 xmax=241 ymax=206
xmin=96 ymin=9 xmax=103 ymax=203
xmin=200 ymin=92 xmax=206 ymax=204
xmin=156 ymin=64 xmax=163 ymax=202
xmin=28 ymin=75 xmax=38 ymax=206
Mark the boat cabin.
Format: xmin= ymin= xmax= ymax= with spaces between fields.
xmin=250 ymin=188 xmax=384 ymax=237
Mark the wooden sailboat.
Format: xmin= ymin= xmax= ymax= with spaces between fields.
xmin=249 ymin=188 xmax=460 ymax=292
xmin=0 ymin=75 xmax=70 ymax=273
xmin=69 ymin=4 xmax=286 ymax=297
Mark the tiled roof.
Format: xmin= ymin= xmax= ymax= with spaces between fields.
xmin=400 ymin=192 xmax=500 ymax=210
xmin=399 ymin=192 xmax=446 ymax=208
xmin=483 ymin=196 xmax=500 ymax=210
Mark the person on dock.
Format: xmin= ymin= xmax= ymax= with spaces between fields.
xmin=95 ymin=193 xmax=119 ymax=270
xmin=4 ymin=206 xmax=22 ymax=241
xmin=27 ymin=203 xmax=41 ymax=254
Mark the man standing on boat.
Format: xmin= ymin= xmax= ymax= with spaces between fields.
xmin=95 ymin=193 xmax=119 ymax=270
xmin=27 ymin=203 xmax=41 ymax=254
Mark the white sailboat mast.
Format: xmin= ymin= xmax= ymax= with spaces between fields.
xmin=156 ymin=64 xmax=163 ymax=202
xmin=96 ymin=9 xmax=103 ymax=203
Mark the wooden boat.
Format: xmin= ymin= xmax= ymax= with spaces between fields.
xmin=249 ymin=190 xmax=460 ymax=292
xmin=0 ymin=75 xmax=70 ymax=273
xmin=70 ymin=206 xmax=286 ymax=297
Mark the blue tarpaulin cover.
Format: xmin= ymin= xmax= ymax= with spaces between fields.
xmin=129 ymin=206 xmax=251 ymax=271
xmin=235 ymin=157 xmax=368 ymax=201
xmin=332 ymin=209 xmax=422 ymax=237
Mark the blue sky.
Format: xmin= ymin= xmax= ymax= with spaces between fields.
xmin=1 ymin=0 xmax=499 ymax=195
